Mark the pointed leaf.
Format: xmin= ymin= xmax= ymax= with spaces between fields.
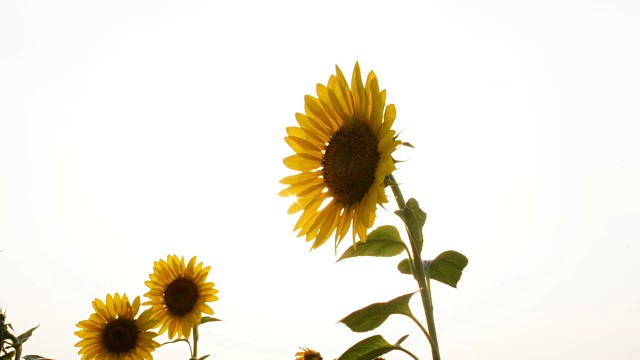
xmin=394 ymin=334 xmax=409 ymax=346
xmin=23 ymin=356 xmax=54 ymax=360
xmin=394 ymin=198 xmax=426 ymax=253
xmin=339 ymin=292 xmax=415 ymax=332
xmin=196 ymin=355 xmax=210 ymax=360
xmin=337 ymin=226 xmax=405 ymax=261
xmin=428 ymin=250 xmax=469 ymax=288
xmin=338 ymin=335 xmax=409 ymax=360
xmin=397 ymin=251 xmax=469 ymax=288
xmin=403 ymin=198 xmax=426 ymax=228
xmin=338 ymin=335 xmax=400 ymax=360
xmin=16 ymin=325 xmax=38 ymax=344
xmin=397 ymin=258 xmax=412 ymax=275
xmin=199 ymin=317 xmax=221 ymax=325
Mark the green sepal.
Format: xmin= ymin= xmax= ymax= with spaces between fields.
xmin=394 ymin=198 xmax=426 ymax=253
xmin=339 ymin=292 xmax=415 ymax=332
xmin=338 ymin=334 xmax=407 ymax=360
xmin=199 ymin=316 xmax=221 ymax=325
xmin=397 ymin=250 xmax=469 ymax=288
xmin=23 ymin=356 xmax=54 ymax=360
xmin=337 ymin=226 xmax=405 ymax=261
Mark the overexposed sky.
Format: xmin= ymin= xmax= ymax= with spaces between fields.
xmin=1 ymin=1 xmax=639 ymax=359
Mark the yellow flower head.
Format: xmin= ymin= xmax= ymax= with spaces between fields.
xmin=75 ymin=293 xmax=159 ymax=360
xmin=280 ymin=62 xmax=401 ymax=249
xmin=295 ymin=347 xmax=323 ymax=360
xmin=143 ymin=255 xmax=219 ymax=339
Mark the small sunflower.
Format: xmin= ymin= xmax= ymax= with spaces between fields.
xmin=280 ymin=62 xmax=401 ymax=249
xmin=75 ymin=293 xmax=159 ymax=360
xmin=295 ymin=347 xmax=323 ymax=360
xmin=143 ymin=255 xmax=218 ymax=339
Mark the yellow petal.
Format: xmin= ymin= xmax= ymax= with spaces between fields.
xmin=286 ymin=126 xmax=326 ymax=148
xmin=285 ymin=135 xmax=322 ymax=154
xmin=283 ymin=154 xmax=322 ymax=171
xmin=384 ymin=103 xmax=396 ymax=124
xmin=280 ymin=171 xmax=321 ymax=185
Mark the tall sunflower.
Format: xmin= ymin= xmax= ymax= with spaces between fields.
xmin=280 ymin=62 xmax=401 ymax=249
xmin=75 ymin=293 xmax=159 ymax=360
xmin=143 ymin=255 xmax=218 ymax=339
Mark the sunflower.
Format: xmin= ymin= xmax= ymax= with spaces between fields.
xmin=143 ymin=255 xmax=218 ymax=339
xmin=75 ymin=293 xmax=159 ymax=360
xmin=280 ymin=62 xmax=401 ymax=249
xmin=295 ymin=347 xmax=323 ymax=360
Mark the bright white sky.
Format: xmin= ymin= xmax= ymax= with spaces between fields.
xmin=1 ymin=1 xmax=639 ymax=359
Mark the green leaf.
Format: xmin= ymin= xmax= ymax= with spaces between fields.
xmin=16 ymin=325 xmax=38 ymax=344
xmin=199 ymin=317 xmax=221 ymax=325
xmin=405 ymin=198 xmax=426 ymax=228
xmin=394 ymin=198 xmax=426 ymax=253
xmin=339 ymin=292 xmax=415 ymax=332
xmin=338 ymin=335 xmax=406 ymax=360
xmin=337 ymin=226 xmax=405 ymax=261
xmin=195 ymin=355 xmax=210 ymax=360
xmin=0 ymin=351 xmax=14 ymax=360
xmin=23 ymin=355 xmax=54 ymax=360
xmin=397 ymin=251 xmax=469 ymax=288
xmin=394 ymin=334 xmax=409 ymax=346
xmin=397 ymin=258 xmax=412 ymax=275
xmin=402 ymin=142 xmax=415 ymax=148
xmin=428 ymin=250 xmax=469 ymax=288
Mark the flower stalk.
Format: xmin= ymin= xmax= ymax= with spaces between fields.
xmin=388 ymin=174 xmax=441 ymax=360
xmin=191 ymin=325 xmax=199 ymax=359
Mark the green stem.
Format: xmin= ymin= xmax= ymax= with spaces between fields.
xmin=408 ymin=313 xmax=435 ymax=349
xmin=387 ymin=174 xmax=406 ymax=209
xmin=157 ymin=338 xmax=191 ymax=353
xmin=192 ymin=325 xmax=199 ymax=359
xmin=395 ymin=345 xmax=421 ymax=360
xmin=387 ymin=174 xmax=441 ymax=360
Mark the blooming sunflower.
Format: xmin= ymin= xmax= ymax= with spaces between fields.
xmin=295 ymin=347 xmax=323 ymax=360
xmin=75 ymin=293 xmax=159 ymax=360
xmin=280 ymin=62 xmax=401 ymax=249
xmin=143 ymin=255 xmax=218 ymax=339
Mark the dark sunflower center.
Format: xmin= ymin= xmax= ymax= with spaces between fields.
xmin=102 ymin=318 xmax=138 ymax=353
xmin=322 ymin=121 xmax=380 ymax=206
xmin=164 ymin=277 xmax=199 ymax=316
